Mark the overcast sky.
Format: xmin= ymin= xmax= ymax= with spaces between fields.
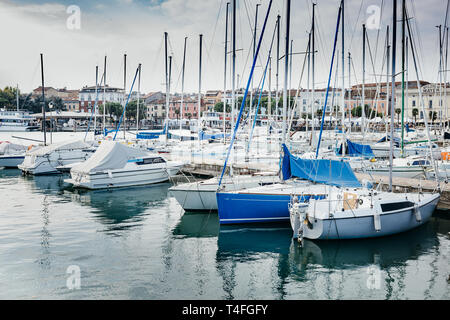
xmin=0 ymin=0 xmax=448 ymax=94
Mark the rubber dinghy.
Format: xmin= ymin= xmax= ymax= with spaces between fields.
xmin=65 ymin=141 xmax=184 ymax=190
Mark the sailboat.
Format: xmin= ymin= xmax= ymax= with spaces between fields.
xmin=170 ymin=0 xmax=281 ymax=211
xmin=289 ymin=0 xmax=441 ymax=243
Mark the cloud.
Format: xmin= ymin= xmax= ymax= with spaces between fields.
xmin=0 ymin=0 xmax=447 ymax=96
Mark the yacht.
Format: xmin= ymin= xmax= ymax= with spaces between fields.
xmin=0 ymin=109 xmax=38 ymax=132
xmin=19 ymin=140 xmax=96 ymax=175
xmin=65 ymin=141 xmax=184 ymax=190
xmin=0 ymin=141 xmax=32 ymax=168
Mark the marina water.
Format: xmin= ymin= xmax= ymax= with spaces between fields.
xmin=0 ymin=132 xmax=449 ymax=299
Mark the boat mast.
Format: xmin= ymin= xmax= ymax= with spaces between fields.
xmin=123 ymin=53 xmax=127 ymax=140
xmin=386 ymin=26 xmax=390 ymax=138
xmin=198 ymin=34 xmax=203 ymax=148
xmin=231 ymin=0 xmax=236 ymax=176
xmin=389 ymin=0 xmax=397 ymax=192
xmin=181 ymin=37 xmax=187 ymax=140
xmin=401 ymin=0 xmax=406 ymax=155
xmin=223 ymin=2 xmax=229 ymax=144
xmin=282 ymin=0 xmax=290 ymax=145
xmin=40 ymin=53 xmax=47 ymax=146
xmin=250 ymin=3 xmax=260 ymax=131
xmin=307 ymin=32 xmax=311 ymax=137
xmin=311 ymin=3 xmax=316 ymax=142
xmin=103 ymin=56 xmax=107 ymax=133
xmin=16 ymin=84 xmax=19 ymax=111
xmin=136 ymin=63 xmax=141 ymax=133
xmin=94 ymin=65 xmax=98 ymax=136
xmin=276 ymin=14 xmax=281 ymax=125
xmin=348 ymin=51 xmax=351 ymax=134
xmin=164 ymin=32 xmax=169 ymax=140
xmin=438 ymin=25 xmax=444 ymax=136
xmin=341 ymin=0 xmax=345 ymax=155
xmin=362 ymin=24 xmax=366 ymax=138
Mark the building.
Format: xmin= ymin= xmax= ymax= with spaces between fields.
xmin=79 ymin=85 xmax=125 ymax=113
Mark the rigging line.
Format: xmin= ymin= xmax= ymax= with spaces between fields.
xmin=348 ymin=0 xmax=364 ymax=52
xmin=316 ymin=2 xmax=342 ymax=159
xmin=218 ymin=0 xmax=273 ymax=187
xmin=288 ymin=34 xmax=311 ymax=136
xmin=207 ymin=0 xmax=225 ymax=56
xmin=373 ymin=0 xmax=385 ymax=69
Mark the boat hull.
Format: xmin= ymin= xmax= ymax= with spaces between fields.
xmin=66 ymin=167 xmax=176 ymax=190
xmin=0 ymin=155 xmax=25 ymax=168
xmin=298 ymin=195 xmax=439 ymax=240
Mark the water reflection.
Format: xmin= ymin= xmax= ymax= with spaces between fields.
xmin=172 ymin=212 xmax=219 ymax=238
xmin=70 ymin=184 xmax=170 ymax=233
xmin=288 ymin=221 xmax=439 ymax=271
xmin=216 ymin=220 xmax=444 ymax=299
xmin=0 ymin=168 xmax=21 ymax=178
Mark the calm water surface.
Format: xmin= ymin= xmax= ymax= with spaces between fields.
xmin=0 ymin=169 xmax=449 ymax=300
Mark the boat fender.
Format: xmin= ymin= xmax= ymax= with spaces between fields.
xmin=414 ymin=204 xmax=422 ymax=222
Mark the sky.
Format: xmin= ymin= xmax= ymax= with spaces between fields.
xmin=0 ymin=0 xmax=448 ymax=95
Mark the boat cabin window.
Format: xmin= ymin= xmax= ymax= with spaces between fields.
xmin=137 ymin=157 xmax=166 ymax=165
xmin=380 ymin=201 xmax=414 ymax=212
xmin=412 ymin=160 xmax=429 ymax=166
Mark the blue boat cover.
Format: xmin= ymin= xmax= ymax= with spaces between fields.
xmin=136 ymin=124 xmax=167 ymax=140
xmin=338 ymin=140 xmax=375 ymax=158
xmin=282 ymin=144 xmax=361 ymax=188
xmin=198 ymin=131 xmax=230 ymax=141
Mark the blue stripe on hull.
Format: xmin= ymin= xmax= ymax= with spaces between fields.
xmin=216 ymin=193 xmax=325 ymax=225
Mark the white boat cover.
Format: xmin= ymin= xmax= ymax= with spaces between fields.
xmin=71 ymin=141 xmax=149 ymax=174
xmin=0 ymin=142 xmax=28 ymax=155
xmin=27 ymin=140 xmax=91 ymax=157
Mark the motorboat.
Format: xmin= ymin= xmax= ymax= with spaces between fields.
xmin=0 ymin=141 xmax=32 ymax=168
xmin=65 ymin=141 xmax=184 ymax=190
xmin=18 ymin=140 xmax=96 ymax=175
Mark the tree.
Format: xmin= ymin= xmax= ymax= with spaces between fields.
xmin=412 ymin=108 xmax=419 ymax=123
xmin=395 ymin=108 xmax=402 ymax=124
xmin=214 ymin=102 xmax=231 ymax=113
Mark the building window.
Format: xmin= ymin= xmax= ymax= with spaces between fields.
xmin=429 ymin=100 xmax=433 ymax=108
xmin=412 ymin=100 xmax=416 ymax=107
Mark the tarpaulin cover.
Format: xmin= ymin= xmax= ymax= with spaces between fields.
xmin=198 ymin=131 xmax=230 ymax=141
xmin=337 ymin=140 xmax=375 ymax=158
xmin=71 ymin=141 xmax=149 ymax=174
xmin=282 ymin=144 xmax=361 ymax=188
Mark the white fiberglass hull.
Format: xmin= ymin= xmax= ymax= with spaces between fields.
xmin=67 ymin=163 xmax=183 ymax=190
xmin=170 ymin=174 xmax=280 ymax=212
xmin=291 ymin=190 xmax=439 ymax=240
xmin=0 ymin=154 xmax=25 ymax=168
xmin=19 ymin=150 xmax=94 ymax=175
xmin=363 ymin=166 xmax=426 ymax=179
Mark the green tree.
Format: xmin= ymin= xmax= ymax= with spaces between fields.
xmin=395 ymin=108 xmax=402 ymax=124
xmin=412 ymin=108 xmax=419 ymax=123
